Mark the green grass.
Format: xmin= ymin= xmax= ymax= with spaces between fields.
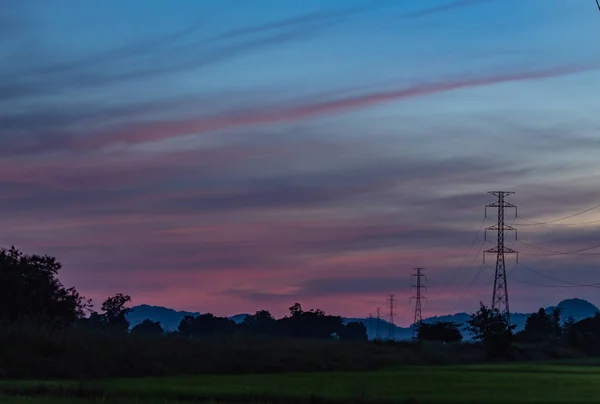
xmin=7 ymin=363 xmax=600 ymax=403
xmin=0 ymin=398 xmax=201 ymax=403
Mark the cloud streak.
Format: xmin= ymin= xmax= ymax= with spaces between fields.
xmin=210 ymin=1 xmax=395 ymax=41
xmin=75 ymin=62 xmax=598 ymax=151
xmin=403 ymin=0 xmax=495 ymax=19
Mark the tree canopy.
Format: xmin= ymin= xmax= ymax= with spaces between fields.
xmin=0 ymin=246 xmax=90 ymax=328
xmin=417 ymin=321 xmax=463 ymax=343
xmin=466 ymin=302 xmax=515 ymax=358
xmin=517 ymin=308 xmax=562 ymax=342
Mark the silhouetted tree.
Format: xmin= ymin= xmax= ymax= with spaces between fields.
xmin=289 ymin=303 xmax=303 ymax=317
xmin=518 ymin=308 xmax=562 ymax=342
xmin=101 ymin=293 xmax=131 ymax=331
xmin=338 ymin=321 xmax=368 ymax=341
xmin=563 ymin=313 xmax=600 ymax=354
xmin=242 ymin=310 xmax=277 ymax=335
xmin=178 ymin=313 xmax=237 ymax=337
xmin=279 ymin=305 xmax=344 ymax=339
xmin=131 ymin=319 xmax=164 ymax=336
xmin=417 ymin=321 xmax=463 ymax=343
xmin=77 ymin=311 xmax=103 ymax=329
xmin=467 ymin=302 xmax=515 ymax=358
xmin=561 ymin=315 xmax=576 ymax=340
xmin=0 ymin=246 xmax=90 ymax=328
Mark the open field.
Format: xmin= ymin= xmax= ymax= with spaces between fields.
xmin=5 ymin=363 xmax=600 ymax=403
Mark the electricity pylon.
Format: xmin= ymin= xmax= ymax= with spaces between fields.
xmin=411 ymin=267 xmax=427 ymax=340
xmin=484 ymin=191 xmax=518 ymax=325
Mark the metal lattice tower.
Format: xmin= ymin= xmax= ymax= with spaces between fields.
xmin=387 ymin=294 xmax=396 ymax=341
xmin=375 ymin=307 xmax=381 ymax=340
xmin=484 ymin=191 xmax=518 ymax=325
xmin=411 ymin=268 xmax=427 ymax=340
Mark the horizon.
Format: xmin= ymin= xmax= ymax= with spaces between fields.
xmin=2 ymin=0 xmax=600 ymax=324
xmin=129 ymin=296 xmax=600 ymax=329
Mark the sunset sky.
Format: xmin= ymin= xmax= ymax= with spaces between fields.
xmin=2 ymin=0 xmax=600 ymax=325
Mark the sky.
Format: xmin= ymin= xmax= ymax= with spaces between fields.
xmin=2 ymin=0 xmax=600 ymax=325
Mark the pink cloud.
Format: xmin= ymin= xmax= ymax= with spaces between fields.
xmin=75 ymin=63 xmax=598 ymax=150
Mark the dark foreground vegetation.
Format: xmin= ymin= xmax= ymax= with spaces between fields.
xmin=6 ymin=364 xmax=600 ymax=403
xmin=2 ymin=245 xmax=600 ymax=384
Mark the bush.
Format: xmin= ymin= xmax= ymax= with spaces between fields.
xmin=0 ymin=325 xmax=492 ymax=379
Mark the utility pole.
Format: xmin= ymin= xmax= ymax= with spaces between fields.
xmin=368 ymin=313 xmax=373 ymax=339
xmin=411 ymin=268 xmax=427 ymax=341
xmin=375 ymin=307 xmax=381 ymax=340
xmin=484 ymin=191 xmax=518 ymax=326
xmin=387 ymin=294 xmax=396 ymax=341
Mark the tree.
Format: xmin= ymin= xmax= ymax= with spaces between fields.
xmin=279 ymin=305 xmax=344 ymax=339
xmin=101 ymin=293 xmax=131 ymax=331
xmin=563 ymin=313 xmax=600 ymax=354
xmin=466 ymin=302 xmax=515 ymax=358
xmin=0 ymin=246 xmax=90 ymax=328
xmin=417 ymin=321 xmax=463 ymax=343
xmin=131 ymin=319 xmax=164 ymax=336
xmin=562 ymin=316 xmax=576 ymax=335
xmin=78 ymin=311 xmax=104 ymax=329
xmin=338 ymin=321 xmax=368 ymax=341
xmin=242 ymin=310 xmax=277 ymax=334
xmin=289 ymin=303 xmax=303 ymax=317
xmin=178 ymin=313 xmax=237 ymax=337
xmin=520 ymin=308 xmax=562 ymax=342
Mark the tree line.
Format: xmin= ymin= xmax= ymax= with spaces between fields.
xmin=0 ymin=246 xmax=367 ymax=341
xmin=127 ymin=304 xmax=368 ymax=341
xmin=416 ymin=302 xmax=600 ymax=358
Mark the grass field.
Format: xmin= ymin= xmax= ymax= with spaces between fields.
xmin=5 ymin=363 xmax=600 ymax=403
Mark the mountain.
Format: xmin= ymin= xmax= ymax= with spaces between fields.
xmin=555 ymin=298 xmax=599 ymax=321
xmin=126 ymin=306 xmax=250 ymax=331
xmin=126 ymin=298 xmax=599 ymax=339
xmin=126 ymin=304 xmax=200 ymax=331
xmin=229 ymin=313 xmax=250 ymax=324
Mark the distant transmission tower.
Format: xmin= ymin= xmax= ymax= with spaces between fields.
xmin=484 ymin=191 xmax=518 ymax=325
xmin=387 ymin=294 xmax=396 ymax=341
xmin=411 ymin=268 xmax=427 ymax=340
xmin=375 ymin=307 xmax=381 ymax=340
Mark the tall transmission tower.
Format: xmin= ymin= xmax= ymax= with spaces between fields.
xmin=411 ymin=268 xmax=427 ymax=340
xmin=375 ymin=307 xmax=381 ymax=340
xmin=387 ymin=294 xmax=396 ymax=341
xmin=484 ymin=191 xmax=518 ymax=325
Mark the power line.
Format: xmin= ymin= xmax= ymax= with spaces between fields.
xmin=484 ymin=191 xmax=518 ymax=326
xmin=411 ymin=268 xmax=426 ymax=341
xmin=515 ymin=262 xmax=600 ymax=287
xmin=445 ymin=216 xmax=487 ymax=286
xmin=516 ymin=217 xmax=600 ymax=227
xmin=509 ymin=275 xmax=600 ymax=289
xmin=516 ymin=203 xmax=600 ymax=226
xmin=452 ymin=262 xmax=487 ymax=311
xmin=518 ymin=239 xmax=600 ymax=255
xmin=449 ymin=239 xmax=488 ymax=305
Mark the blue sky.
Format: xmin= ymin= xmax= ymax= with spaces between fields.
xmin=1 ymin=0 xmax=600 ymax=323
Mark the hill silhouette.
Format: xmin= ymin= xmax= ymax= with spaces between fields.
xmin=127 ymin=298 xmax=599 ymax=340
xmin=127 ymin=304 xmax=200 ymax=332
